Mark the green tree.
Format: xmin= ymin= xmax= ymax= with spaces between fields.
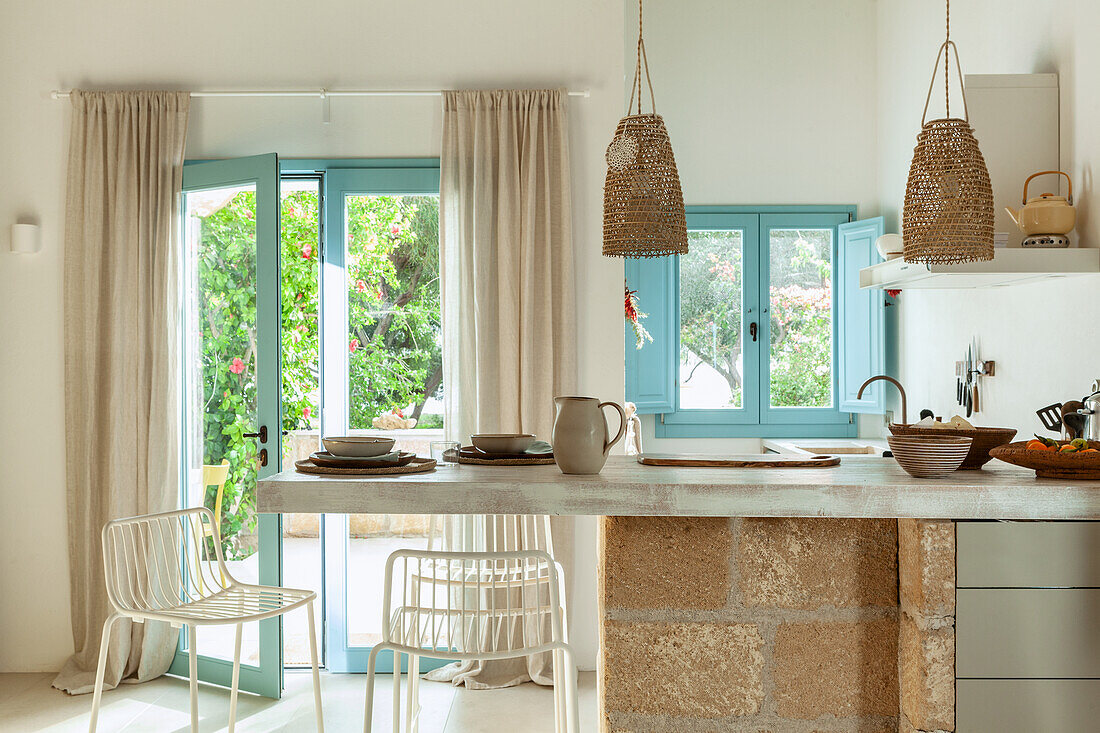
xmin=346 ymin=195 xmax=442 ymax=428
xmin=677 ymin=229 xmax=832 ymax=410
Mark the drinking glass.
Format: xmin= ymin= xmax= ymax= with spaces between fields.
xmin=430 ymin=440 xmax=461 ymax=466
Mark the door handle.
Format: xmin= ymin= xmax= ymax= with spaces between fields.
xmin=243 ymin=425 xmax=268 ymax=443
xmin=749 ymin=322 xmax=757 ymax=342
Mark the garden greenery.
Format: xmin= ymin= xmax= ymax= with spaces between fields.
xmin=195 ymin=187 xmax=441 ymax=558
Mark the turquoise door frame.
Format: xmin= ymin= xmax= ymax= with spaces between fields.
xmin=316 ymin=164 xmax=447 ymax=673
xmin=173 ymin=154 xmax=284 ymax=699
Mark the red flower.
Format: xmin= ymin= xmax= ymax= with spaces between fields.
xmin=302 ymin=406 xmax=311 ymax=420
xmin=393 ymin=407 xmax=404 ymax=418
xmin=349 ymin=339 xmax=359 ymax=353
xmin=229 ymin=357 xmax=245 ymax=374
xmin=355 ymin=279 xmax=367 ymax=293
xmin=301 ymin=244 xmax=313 ymax=259
xmin=390 ymin=224 xmax=401 ymax=236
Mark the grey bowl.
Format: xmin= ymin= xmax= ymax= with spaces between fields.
xmin=322 ymin=436 xmax=396 ymax=458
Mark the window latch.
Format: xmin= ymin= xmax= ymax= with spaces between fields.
xmin=749 ymin=322 xmax=757 ymax=342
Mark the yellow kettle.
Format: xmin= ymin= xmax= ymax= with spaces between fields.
xmin=1005 ymin=170 xmax=1076 ymax=235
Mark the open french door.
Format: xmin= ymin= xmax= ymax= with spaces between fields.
xmin=173 ymin=154 xmax=285 ymax=697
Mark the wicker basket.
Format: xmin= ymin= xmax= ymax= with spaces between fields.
xmin=902 ymin=41 xmax=994 ymax=265
xmin=889 ymin=424 xmax=1016 ymax=470
xmin=602 ymin=1 xmax=686 ymax=258
xmin=603 ymin=114 xmax=687 ymax=258
xmin=990 ymin=440 xmax=1100 ymax=480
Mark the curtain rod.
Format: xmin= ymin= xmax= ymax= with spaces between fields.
xmin=50 ymin=88 xmax=591 ymax=100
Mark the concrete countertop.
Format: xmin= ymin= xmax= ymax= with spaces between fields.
xmin=258 ymin=455 xmax=1100 ymax=520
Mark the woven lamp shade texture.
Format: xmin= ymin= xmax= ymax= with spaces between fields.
xmin=602 ymin=113 xmax=687 ymax=258
xmin=902 ymin=117 xmax=995 ymax=265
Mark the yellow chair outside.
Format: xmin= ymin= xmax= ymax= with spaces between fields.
xmin=200 ymin=460 xmax=230 ymax=585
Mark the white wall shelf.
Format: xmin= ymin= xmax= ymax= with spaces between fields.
xmin=859 ymin=248 xmax=1100 ymax=290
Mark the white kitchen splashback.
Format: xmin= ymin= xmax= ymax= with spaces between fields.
xmin=894 ymin=281 xmax=1096 ymax=436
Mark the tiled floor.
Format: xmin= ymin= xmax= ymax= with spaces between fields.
xmin=0 ymin=671 xmax=597 ymax=732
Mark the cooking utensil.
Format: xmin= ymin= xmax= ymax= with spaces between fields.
xmin=1004 ymin=170 xmax=1076 ymax=237
xmin=965 ymin=344 xmax=974 ymax=417
xmin=1036 ymin=403 xmax=1064 ymax=433
xmin=1061 ymin=401 xmax=1085 ymax=439
xmin=1063 ymin=412 xmax=1087 ymax=441
xmin=1079 ymin=389 xmax=1100 ymax=441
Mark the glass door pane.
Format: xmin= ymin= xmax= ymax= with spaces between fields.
xmin=321 ymin=167 xmax=445 ymax=672
xmin=679 ymin=230 xmax=746 ymax=409
xmin=759 ymin=212 xmax=849 ymax=426
xmin=176 ymin=154 xmax=283 ymax=698
xmin=767 ymin=227 xmax=834 ymax=408
xmin=279 ymin=176 xmax=324 ymax=668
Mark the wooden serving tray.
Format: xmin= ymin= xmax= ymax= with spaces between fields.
xmin=295 ymin=457 xmax=436 ymax=475
xmin=638 ymin=453 xmax=841 ymax=468
xmin=990 ymin=441 xmax=1100 ymax=479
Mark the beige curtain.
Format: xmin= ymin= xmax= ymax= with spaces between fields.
xmin=436 ymin=89 xmax=576 ymax=688
xmin=53 ymin=91 xmax=190 ymax=695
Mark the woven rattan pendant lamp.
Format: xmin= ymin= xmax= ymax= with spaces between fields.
xmin=602 ymin=0 xmax=687 ymax=258
xmin=902 ymin=0 xmax=994 ymax=265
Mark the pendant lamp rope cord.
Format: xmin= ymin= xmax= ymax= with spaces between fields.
xmin=945 ymin=0 xmax=950 ymax=117
xmin=627 ymin=0 xmax=656 ymax=115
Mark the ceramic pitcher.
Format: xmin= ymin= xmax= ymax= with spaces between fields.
xmin=552 ymin=396 xmax=627 ymax=475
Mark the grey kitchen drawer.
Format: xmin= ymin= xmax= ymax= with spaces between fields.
xmin=957 ymin=588 xmax=1100 ymax=678
xmin=957 ymin=680 xmax=1100 ymax=732
xmin=957 ymin=521 xmax=1100 ymax=588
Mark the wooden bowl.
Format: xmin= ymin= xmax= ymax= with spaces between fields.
xmin=888 ymin=424 xmax=1017 ymax=469
xmin=990 ymin=440 xmax=1100 ymax=479
xmin=887 ymin=435 xmax=973 ymax=478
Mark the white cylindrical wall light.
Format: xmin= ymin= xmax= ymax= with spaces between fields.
xmin=10 ymin=223 xmax=40 ymax=254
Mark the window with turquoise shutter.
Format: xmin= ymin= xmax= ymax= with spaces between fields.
xmin=625 ymin=206 xmax=886 ymax=438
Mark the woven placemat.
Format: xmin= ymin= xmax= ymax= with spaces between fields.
xmin=295 ymin=457 xmax=436 ymax=476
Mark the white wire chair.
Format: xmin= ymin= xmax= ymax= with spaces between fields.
xmin=89 ymin=507 xmax=324 ymax=733
xmin=426 ymin=514 xmax=569 ymax=634
xmin=364 ymin=548 xmax=579 ymax=733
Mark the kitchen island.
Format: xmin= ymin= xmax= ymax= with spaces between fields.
xmin=259 ymin=456 xmax=1100 ymax=732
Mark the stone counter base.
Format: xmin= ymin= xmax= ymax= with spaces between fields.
xmin=599 ymin=517 xmax=955 ymax=733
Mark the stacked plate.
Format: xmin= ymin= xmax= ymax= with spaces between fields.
xmin=887 ymin=435 xmax=973 ymax=478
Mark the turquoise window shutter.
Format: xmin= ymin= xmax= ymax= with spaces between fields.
xmin=837 ymin=216 xmax=886 ymax=413
xmin=625 ymin=255 xmax=676 ymax=414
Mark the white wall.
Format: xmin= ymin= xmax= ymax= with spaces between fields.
xmin=633 ymin=0 xmax=881 ymax=452
xmin=0 ymin=0 xmax=623 ymax=672
xmin=876 ymin=0 xmax=1099 ymax=433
